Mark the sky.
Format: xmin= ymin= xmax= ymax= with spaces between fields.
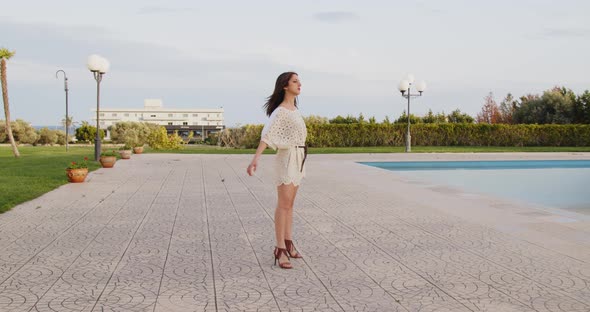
xmin=1 ymin=0 xmax=589 ymax=127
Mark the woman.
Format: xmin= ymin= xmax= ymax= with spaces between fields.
xmin=247 ymin=72 xmax=307 ymax=269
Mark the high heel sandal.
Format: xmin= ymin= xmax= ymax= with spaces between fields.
xmin=274 ymin=247 xmax=292 ymax=269
xmin=285 ymin=240 xmax=303 ymax=259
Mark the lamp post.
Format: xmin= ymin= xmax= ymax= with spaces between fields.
xmin=397 ymin=74 xmax=426 ymax=152
xmin=55 ymin=70 xmax=69 ymax=151
xmin=87 ymin=55 xmax=110 ymax=161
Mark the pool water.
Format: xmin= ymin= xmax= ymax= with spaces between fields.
xmin=360 ymin=160 xmax=590 ymax=213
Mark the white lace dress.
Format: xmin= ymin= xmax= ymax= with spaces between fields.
xmin=261 ymin=106 xmax=308 ymax=186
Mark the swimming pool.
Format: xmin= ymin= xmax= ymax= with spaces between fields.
xmin=360 ymin=160 xmax=590 ymax=213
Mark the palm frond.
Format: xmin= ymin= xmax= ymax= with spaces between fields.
xmin=0 ymin=48 xmax=16 ymax=59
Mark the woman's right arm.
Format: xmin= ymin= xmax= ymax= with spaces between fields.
xmin=247 ymin=141 xmax=268 ymax=176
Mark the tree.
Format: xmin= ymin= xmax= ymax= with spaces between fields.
xmin=422 ymin=109 xmax=436 ymax=123
xmin=358 ymin=113 xmax=366 ymax=124
xmin=61 ymin=115 xmax=74 ymax=143
xmin=0 ymin=119 xmax=38 ymax=144
xmin=13 ymin=119 xmax=38 ymax=144
xmin=513 ymin=94 xmax=540 ymax=124
xmin=75 ymin=121 xmax=104 ymax=143
xmin=55 ymin=130 xmax=67 ymax=145
xmin=576 ymin=90 xmax=590 ymax=124
xmin=329 ymin=115 xmax=358 ymax=124
xmin=422 ymin=109 xmax=447 ymax=123
xmin=1 ymin=48 xmax=19 ymax=157
xmin=394 ymin=111 xmax=422 ymax=124
xmin=382 ymin=115 xmax=391 ymax=125
xmin=61 ymin=115 xmax=74 ymax=130
xmin=499 ymin=93 xmax=518 ymax=124
xmin=110 ymin=121 xmax=152 ymax=147
xmin=37 ymin=128 xmax=58 ymax=145
xmin=303 ymin=115 xmax=329 ymax=125
xmin=476 ymin=92 xmax=501 ymax=124
xmin=447 ymin=109 xmax=475 ymax=123
xmin=512 ymin=88 xmax=575 ymax=124
xmin=545 ymin=87 xmax=576 ymax=124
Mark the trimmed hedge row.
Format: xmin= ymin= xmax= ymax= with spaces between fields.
xmin=308 ymin=124 xmax=590 ymax=147
xmin=219 ymin=123 xmax=590 ymax=148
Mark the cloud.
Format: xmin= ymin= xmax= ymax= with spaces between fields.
xmin=414 ymin=1 xmax=446 ymax=14
xmin=312 ymin=11 xmax=359 ymax=23
xmin=0 ymin=20 xmax=286 ymax=80
xmin=531 ymin=28 xmax=590 ymax=39
xmin=137 ymin=6 xmax=198 ymax=15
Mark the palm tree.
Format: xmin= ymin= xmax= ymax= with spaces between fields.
xmin=1 ymin=48 xmax=19 ymax=157
xmin=61 ymin=115 xmax=74 ymax=134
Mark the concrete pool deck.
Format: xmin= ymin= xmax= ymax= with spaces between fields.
xmin=0 ymin=152 xmax=589 ymax=311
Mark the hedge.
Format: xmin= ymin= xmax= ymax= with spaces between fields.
xmin=218 ymin=123 xmax=590 ymax=148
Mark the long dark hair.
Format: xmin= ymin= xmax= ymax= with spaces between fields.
xmin=263 ymin=71 xmax=298 ymax=117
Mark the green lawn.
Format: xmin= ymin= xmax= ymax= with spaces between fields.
xmin=2 ymin=144 xmax=589 ymax=213
xmin=0 ymin=146 xmax=100 ymax=213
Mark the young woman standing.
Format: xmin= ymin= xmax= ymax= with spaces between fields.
xmin=247 ymin=72 xmax=307 ymax=269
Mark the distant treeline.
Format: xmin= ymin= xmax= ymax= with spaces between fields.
xmin=213 ymin=86 xmax=590 ymax=148
xmin=316 ymin=86 xmax=590 ymax=126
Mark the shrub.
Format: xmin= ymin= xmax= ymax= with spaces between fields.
xmin=55 ymin=131 xmax=71 ymax=145
xmin=75 ymin=122 xmax=105 ymax=143
xmin=0 ymin=119 xmax=38 ymax=144
xmin=110 ymin=121 xmax=155 ymax=148
xmin=36 ymin=128 xmax=59 ymax=145
xmin=146 ymin=126 xmax=184 ymax=150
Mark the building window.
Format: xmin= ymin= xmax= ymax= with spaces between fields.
xmin=168 ymin=122 xmax=173 ymax=126
xmin=201 ymin=117 xmax=207 ymax=121
xmin=135 ymin=114 xmax=138 ymax=117
xmin=100 ymin=113 xmax=104 ymax=117
xmin=168 ymin=113 xmax=173 ymax=117
xmin=217 ymin=113 xmax=220 ymax=117
xmin=151 ymin=114 xmax=156 ymax=117
xmin=124 ymin=113 xmax=129 ymax=117
xmin=183 ymin=114 xmax=188 ymax=117
xmin=112 ymin=113 xmax=117 ymax=117
xmin=192 ymin=114 xmax=198 ymax=117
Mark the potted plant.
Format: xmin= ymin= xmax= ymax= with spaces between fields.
xmin=134 ymin=130 xmax=147 ymax=154
xmin=66 ymin=157 xmax=89 ymax=183
xmin=133 ymin=145 xmax=144 ymax=154
xmin=99 ymin=150 xmax=118 ymax=168
xmin=119 ymin=145 xmax=132 ymax=159
xmin=122 ymin=128 xmax=145 ymax=154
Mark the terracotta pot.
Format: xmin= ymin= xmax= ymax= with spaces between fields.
xmin=99 ymin=156 xmax=117 ymax=168
xmin=133 ymin=146 xmax=144 ymax=154
xmin=119 ymin=150 xmax=132 ymax=159
xmin=66 ymin=168 xmax=88 ymax=183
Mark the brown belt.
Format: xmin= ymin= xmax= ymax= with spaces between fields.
xmin=296 ymin=145 xmax=307 ymax=172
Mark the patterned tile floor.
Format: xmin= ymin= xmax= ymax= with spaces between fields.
xmin=0 ymin=153 xmax=589 ymax=312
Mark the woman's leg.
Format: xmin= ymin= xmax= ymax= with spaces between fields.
xmin=276 ymin=183 xmax=297 ymax=245
xmin=275 ymin=183 xmax=297 ymax=266
xmin=284 ymin=185 xmax=299 ymax=241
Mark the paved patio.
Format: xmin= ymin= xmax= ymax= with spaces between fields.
xmin=1 ymin=153 xmax=589 ymax=312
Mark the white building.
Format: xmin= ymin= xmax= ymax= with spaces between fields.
xmin=92 ymin=99 xmax=225 ymax=139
